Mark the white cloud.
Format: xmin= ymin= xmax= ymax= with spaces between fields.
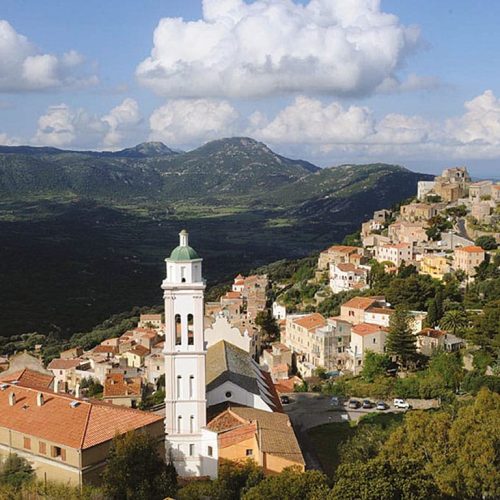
xmin=249 ymin=90 xmax=500 ymax=160
xmin=149 ymin=99 xmax=239 ymax=147
xmin=102 ymin=98 xmax=141 ymax=147
xmin=137 ymin=0 xmax=421 ymax=98
xmin=0 ymin=20 xmax=96 ymax=92
xmin=0 ymin=132 xmax=20 ymax=146
xmin=32 ymin=99 xmax=141 ymax=149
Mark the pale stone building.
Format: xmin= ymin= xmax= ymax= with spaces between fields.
xmin=454 ymin=245 xmax=485 ymax=277
xmin=374 ymin=242 xmax=412 ymax=266
xmin=329 ymin=263 xmax=369 ymax=293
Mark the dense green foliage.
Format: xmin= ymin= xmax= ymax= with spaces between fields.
xmin=0 ymin=454 xmax=33 ymax=489
xmin=386 ymin=307 xmax=417 ymax=367
xmin=102 ymin=431 xmax=177 ymax=500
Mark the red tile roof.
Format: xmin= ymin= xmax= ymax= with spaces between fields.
xmin=292 ymin=313 xmax=326 ymax=331
xmin=341 ymin=297 xmax=380 ymax=310
xmin=47 ymin=359 xmax=82 ymax=370
xmin=104 ymin=374 xmax=142 ymax=397
xmin=0 ymin=383 xmax=161 ymax=450
xmin=456 ymin=245 xmax=484 ymax=253
xmin=352 ymin=323 xmax=386 ymax=336
xmin=0 ymin=368 xmax=53 ymax=389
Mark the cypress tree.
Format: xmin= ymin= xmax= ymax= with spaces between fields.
xmin=386 ymin=306 xmax=417 ymax=368
xmin=435 ymin=287 xmax=444 ymax=320
xmin=427 ymin=299 xmax=438 ymax=328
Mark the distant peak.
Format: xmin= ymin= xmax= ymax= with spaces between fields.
xmin=114 ymin=141 xmax=177 ymax=158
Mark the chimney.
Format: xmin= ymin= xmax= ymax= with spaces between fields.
xmin=37 ymin=392 xmax=44 ymax=406
xmin=8 ymin=392 xmax=16 ymax=406
xmin=75 ymin=384 xmax=81 ymax=399
xmin=54 ymin=379 xmax=59 ymax=393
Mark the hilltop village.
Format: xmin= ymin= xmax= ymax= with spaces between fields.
xmin=0 ymin=166 xmax=498 ymax=498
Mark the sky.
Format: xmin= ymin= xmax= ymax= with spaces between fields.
xmin=1 ymin=0 xmax=499 ymax=177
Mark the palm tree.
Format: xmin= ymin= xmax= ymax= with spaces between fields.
xmin=439 ymin=309 xmax=468 ymax=336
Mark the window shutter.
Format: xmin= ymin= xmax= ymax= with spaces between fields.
xmin=61 ymin=448 xmax=66 ymax=461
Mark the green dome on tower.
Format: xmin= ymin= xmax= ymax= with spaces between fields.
xmin=169 ymin=230 xmax=200 ymax=261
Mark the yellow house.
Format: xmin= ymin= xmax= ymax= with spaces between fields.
xmin=122 ymin=345 xmax=150 ymax=368
xmin=420 ymin=254 xmax=451 ymax=280
xmin=0 ymin=379 xmax=164 ymax=487
xmin=207 ymin=407 xmax=305 ymax=474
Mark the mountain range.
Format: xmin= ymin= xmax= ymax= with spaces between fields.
xmin=0 ymin=137 xmax=431 ymax=336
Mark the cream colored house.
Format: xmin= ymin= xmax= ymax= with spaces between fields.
xmin=122 ymin=344 xmax=150 ymax=368
xmin=346 ymin=323 xmax=388 ymax=375
xmin=0 ymin=381 xmax=163 ymax=487
xmin=400 ymin=203 xmax=442 ymax=222
xmin=375 ymin=243 xmax=412 ymax=266
xmin=388 ymin=221 xmax=428 ymax=245
xmin=454 ymin=245 xmax=485 ymax=276
xmin=318 ymin=245 xmax=363 ymax=270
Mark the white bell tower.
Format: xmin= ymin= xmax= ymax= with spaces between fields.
xmin=162 ymin=230 xmax=218 ymax=478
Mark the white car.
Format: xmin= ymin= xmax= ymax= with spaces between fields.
xmin=393 ymin=398 xmax=411 ymax=410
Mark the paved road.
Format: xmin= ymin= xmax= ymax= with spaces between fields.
xmin=456 ymin=218 xmax=471 ymax=240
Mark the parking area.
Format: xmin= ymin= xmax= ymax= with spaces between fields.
xmin=282 ymin=393 xmax=410 ymax=430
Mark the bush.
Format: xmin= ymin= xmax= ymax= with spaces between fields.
xmin=462 ymin=371 xmax=500 ymax=394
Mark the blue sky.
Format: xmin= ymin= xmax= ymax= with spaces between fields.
xmin=1 ymin=0 xmax=499 ymax=177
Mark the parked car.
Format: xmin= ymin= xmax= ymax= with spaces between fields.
xmin=362 ymin=399 xmax=374 ymax=409
xmin=393 ymin=398 xmax=411 ymax=410
xmin=280 ymin=395 xmax=290 ymax=404
xmin=376 ymin=401 xmax=389 ymax=410
xmin=330 ymin=396 xmax=340 ymax=406
xmin=348 ymin=399 xmax=361 ymax=409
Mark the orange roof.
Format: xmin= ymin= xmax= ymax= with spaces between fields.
xmin=456 ymin=245 xmax=484 ymax=253
xmin=104 ymin=374 xmax=142 ymax=398
xmin=341 ymin=296 xmax=379 ymax=310
xmin=223 ymin=291 xmax=242 ymax=299
xmin=0 ymin=383 xmax=161 ymax=450
xmin=274 ymin=376 xmax=302 ymax=394
xmin=127 ymin=345 xmax=150 ymax=357
xmin=92 ymin=345 xmax=118 ymax=354
xmin=0 ymin=368 xmax=53 ymax=389
xmin=327 ymin=245 xmax=360 ymax=253
xmin=336 ymin=263 xmax=357 ymax=272
xmin=139 ymin=314 xmax=162 ymax=321
xmin=47 ymin=359 xmax=82 ymax=370
xmin=418 ymin=328 xmax=447 ymax=339
xmin=292 ymin=313 xmax=326 ymax=331
xmin=352 ymin=323 xmax=386 ymax=336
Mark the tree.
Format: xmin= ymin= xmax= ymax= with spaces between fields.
xmin=427 ymin=351 xmax=463 ymax=392
xmin=243 ymin=467 xmax=329 ymax=500
xmin=475 ymin=235 xmax=498 ymax=250
xmin=102 ymin=431 xmax=177 ymax=500
xmin=255 ymin=310 xmax=280 ymax=343
xmin=439 ymin=309 xmax=468 ymax=336
xmin=0 ymin=453 xmax=34 ymax=489
xmin=426 ymin=299 xmax=438 ymax=328
xmin=385 ymin=306 xmax=417 ymax=368
xmin=361 ymin=351 xmax=391 ymax=382
xmin=80 ymin=377 xmax=103 ymax=397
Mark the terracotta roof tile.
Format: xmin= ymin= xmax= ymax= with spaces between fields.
xmin=456 ymin=245 xmax=484 ymax=253
xmin=47 ymin=359 xmax=82 ymax=370
xmin=292 ymin=313 xmax=326 ymax=331
xmin=341 ymin=297 xmax=380 ymax=310
xmin=0 ymin=384 xmax=161 ymax=450
xmin=0 ymin=368 xmax=53 ymax=389
xmin=352 ymin=323 xmax=386 ymax=336
xmin=103 ymin=374 xmax=142 ymax=397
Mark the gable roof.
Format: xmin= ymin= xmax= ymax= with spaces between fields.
xmin=0 ymin=383 xmax=162 ymax=450
xmin=208 ymin=407 xmax=304 ymax=465
xmin=352 ymin=323 xmax=386 ymax=336
xmin=206 ymin=341 xmax=282 ymax=412
xmin=0 ymin=368 xmax=53 ymax=389
xmin=47 ymin=359 xmax=82 ymax=370
xmin=104 ymin=374 xmax=142 ymax=398
xmin=341 ymin=297 xmax=380 ymax=310
xmin=292 ymin=313 xmax=326 ymax=331
xmin=456 ymin=245 xmax=484 ymax=253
